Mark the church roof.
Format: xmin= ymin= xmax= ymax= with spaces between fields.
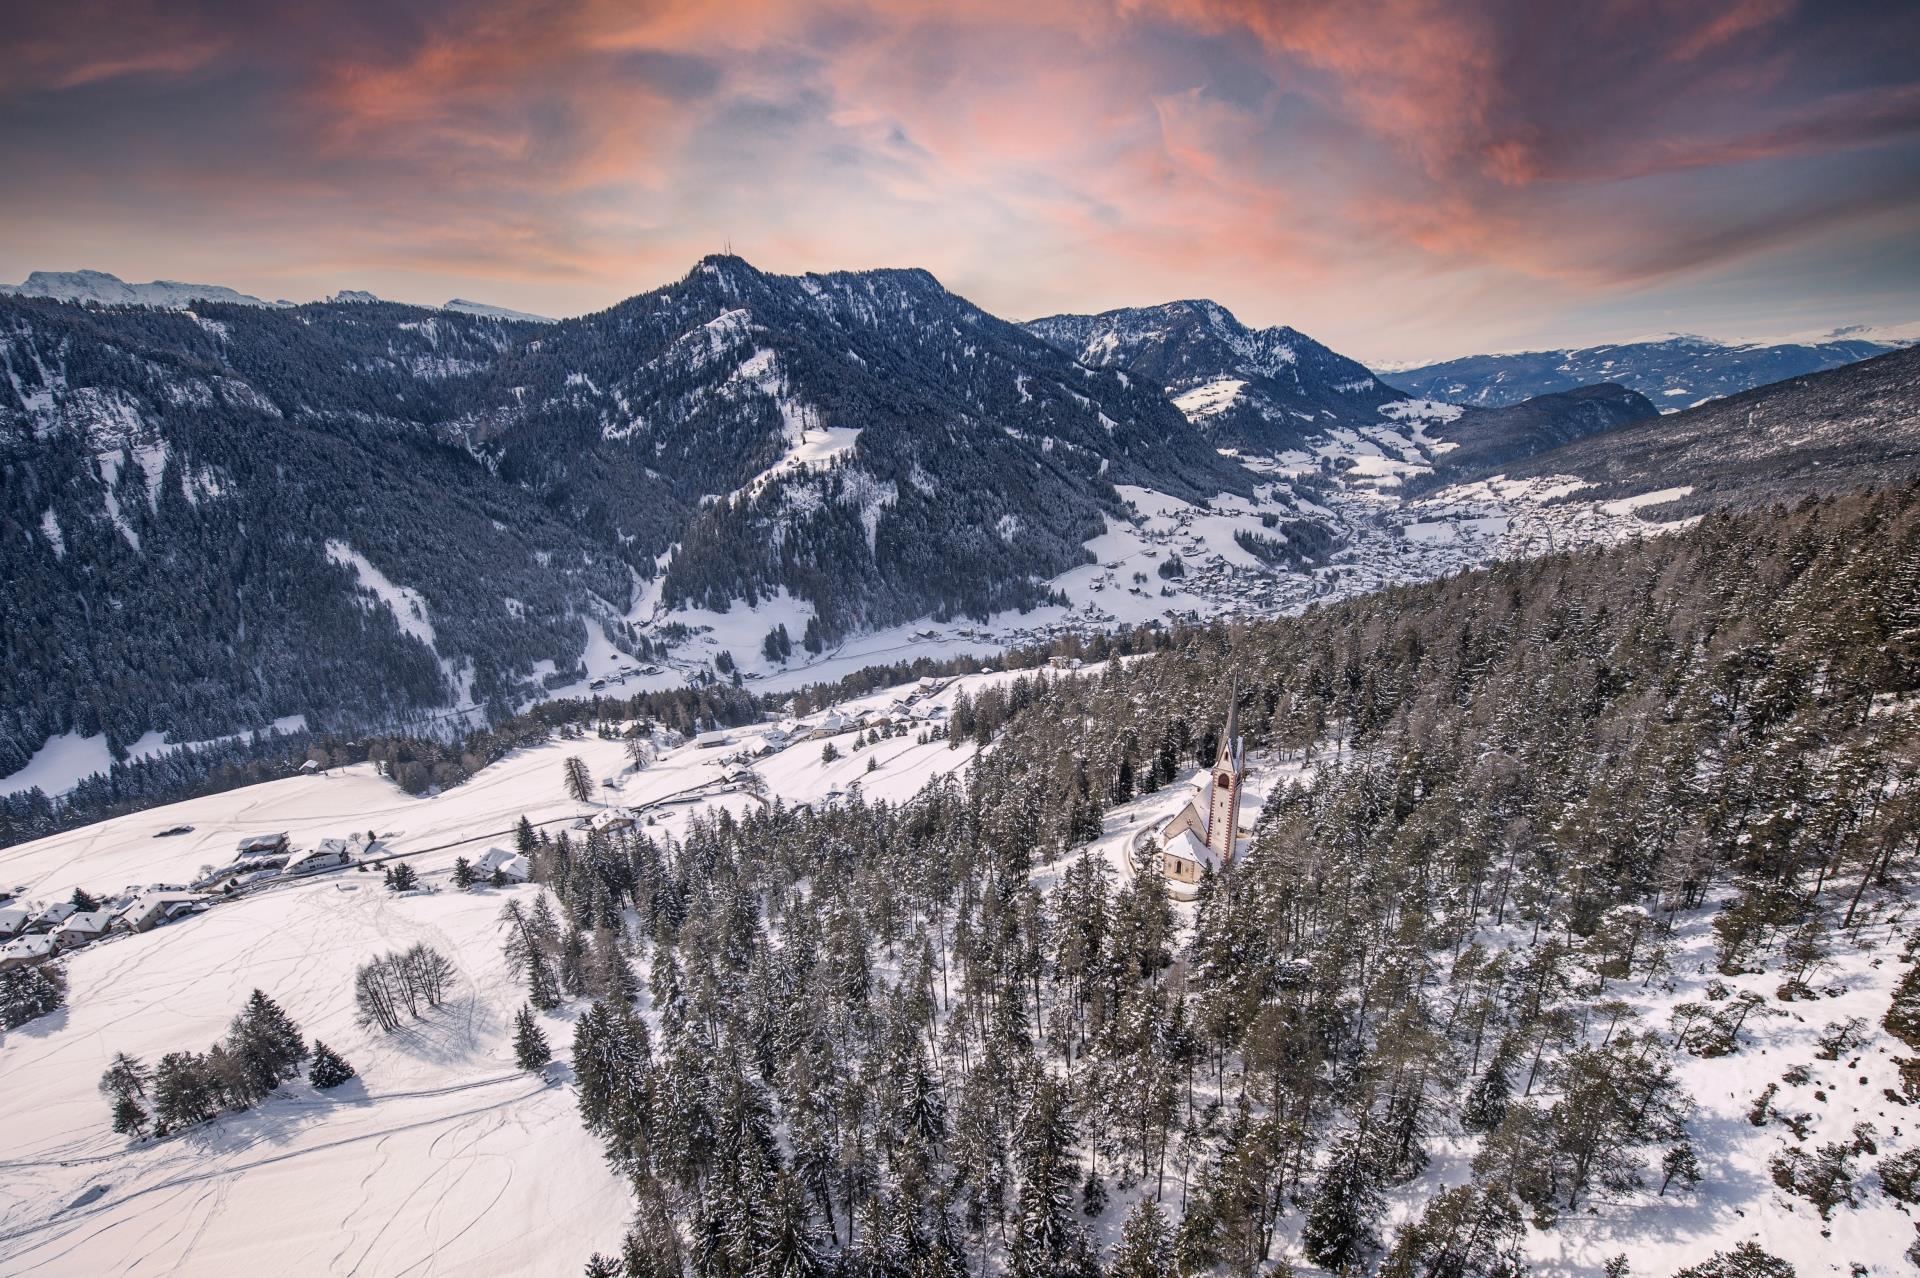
xmin=1162 ymin=828 xmax=1219 ymax=871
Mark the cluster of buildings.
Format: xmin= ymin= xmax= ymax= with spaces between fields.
xmin=0 ymin=828 xmax=389 ymax=972
xmin=0 ymin=884 xmax=212 ymax=969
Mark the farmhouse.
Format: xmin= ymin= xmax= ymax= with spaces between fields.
xmin=589 ymin=808 xmax=636 ymax=834
xmin=0 ymin=934 xmax=57 ymax=971
xmin=119 ymin=891 xmax=210 ymax=934
xmin=283 ymin=839 xmax=354 ymax=876
xmin=474 ymin=847 xmax=531 ymax=883
xmin=53 ymin=910 xmax=115 ymax=951
xmin=235 ymin=832 xmax=290 ymax=858
xmin=27 ymin=901 xmax=76 ymax=934
xmin=0 ymin=905 xmax=28 ymax=940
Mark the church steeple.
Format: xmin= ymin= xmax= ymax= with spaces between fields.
xmin=1205 ymin=677 xmax=1244 ymax=862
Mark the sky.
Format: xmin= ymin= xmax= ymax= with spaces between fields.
xmin=1 ymin=0 xmax=1917 ymax=365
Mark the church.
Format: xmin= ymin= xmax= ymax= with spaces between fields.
xmin=1147 ymin=693 xmax=1249 ymax=899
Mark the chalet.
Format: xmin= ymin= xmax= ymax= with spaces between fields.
xmin=807 ymin=710 xmax=854 ymax=740
xmin=283 ymin=839 xmax=354 ymax=876
xmin=119 ymin=891 xmax=210 ymax=934
xmin=236 ymin=832 xmax=290 ymax=858
xmin=53 ymin=910 xmax=115 ymax=951
xmin=0 ymin=934 xmax=57 ymax=971
xmin=693 ymin=730 xmax=736 ymax=750
xmin=0 ymin=905 xmax=28 ymax=940
xmin=28 ymin=901 xmax=76 ymax=934
xmin=474 ymin=846 xmax=531 ymax=883
xmin=589 ymin=808 xmax=636 ymax=834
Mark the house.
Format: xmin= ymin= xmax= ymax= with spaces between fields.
xmin=693 ymin=730 xmax=735 ymax=750
xmin=53 ymin=910 xmax=115 ymax=951
xmin=588 ymin=808 xmax=636 ymax=834
xmin=474 ymin=846 xmax=531 ymax=883
xmin=0 ymin=905 xmax=28 ymax=940
xmin=27 ymin=901 xmax=76 ymax=934
xmin=119 ymin=891 xmax=210 ymax=934
xmin=283 ymin=839 xmax=354 ymax=876
xmin=807 ymin=710 xmax=853 ymax=740
xmin=235 ymin=832 xmax=290 ymax=858
xmin=0 ymin=934 xmax=57 ymax=971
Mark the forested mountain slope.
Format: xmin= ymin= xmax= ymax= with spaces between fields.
xmin=1500 ymin=344 xmax=1920 ymax=516
xmin=5 ymin=483 xmax=1918 ymax=1277
xmin=0 ymin=258 xmax=1254 ymax=775
xmin=506 ymin=482 xmax=1920 ymax=1274
xmin=1026 ymin=300 xmax=1404 ymax=450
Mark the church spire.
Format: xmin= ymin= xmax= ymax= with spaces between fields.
xmin=1216 ymin=676 xmax=1240 ymax=769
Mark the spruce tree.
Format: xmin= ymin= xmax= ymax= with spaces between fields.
xmin=1303 ymin=1133 xmax=1384 ymax=1272
xmin=1110 ymin=1197 xmax=1175 ymax=1278
xmin=513 ymin=1005 xmax=552 ymax=1071
xmin=308 ymin=1041 xmax=357 ymax=1089
xmin=452 ymin=856 xmax=475 ymax=889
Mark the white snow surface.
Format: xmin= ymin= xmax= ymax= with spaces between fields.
xmin=0 ymin=672 xmax=1006 ymax=1275
xmin=0 ymin=716 xmax=309 ymax=798
xmin=2 ymin=664 xmax=1917 ymax=1275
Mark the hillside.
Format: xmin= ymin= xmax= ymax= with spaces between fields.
xmin=1389 ymin=333 xmax=1902 ymax=409
xmin=1 ymin=486 xmax=1917 ymax=1276
xmin=1499 ymin=344 xmax=1920 ymax=516
xmin=0 ymin=259 xmax=1258 ymax=778
xmin=1027 ymin=299 xmax=1406 ymax=450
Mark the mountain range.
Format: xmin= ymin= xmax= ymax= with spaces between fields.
xmin=0 ymin=268 xmax=554 ymax=324
xmin=1388 ymin=331 xmax=1905 ymax=409
xmin=2 ymin=256 xmax=1915 ymax=786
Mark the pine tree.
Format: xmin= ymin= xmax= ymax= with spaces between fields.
xmin=1 ymin=961 xmax=66 ymax=1028
xmin=386 ymin=861 xmax=419 ymax=892
xmin=111 ymin=1094 xmax=151 ymax=1136
xmin=452 ymin=856 xmax=475 ymax=889
xmin=1009 ymin=1079 xmax=1094 ymax=1278
xmin=513 ymin=1005 xmax=553 ymax=1071
xmin=515 ymin=814 xmax=538 ymax=856
xmin=1303 ymin=1133 xmax=1384 ymax=1273
xmin=70 ymin=886 xmax=100 ymax=911
xmin=228 ymin=989 xmax=308 ymax=1096
xmin=308 ymin=1041 xmax=357 ymax=1089
xmin=1462 ymin=1041 xmax=1514 ymax=1134
xmin=1110 ymin=1197 xmax=1175 ymax=1278
xmin=564 ymin=755 xmax=594 ymax=804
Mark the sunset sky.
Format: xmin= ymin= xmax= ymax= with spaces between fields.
xmin=3 ymin=0 xmax=1917 ymax=364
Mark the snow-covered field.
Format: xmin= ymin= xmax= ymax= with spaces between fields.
xmin=6 ymin=657 xmax=1910 ymax=1276
xmin=0 ymin=674 xmax=1001 ymax=1276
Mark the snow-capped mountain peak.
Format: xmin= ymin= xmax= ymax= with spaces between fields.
xmin=0 ymin=269 xmax=284 ymax=309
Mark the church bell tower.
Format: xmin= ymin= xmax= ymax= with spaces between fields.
xmin=1205 ymin=684 xmax=1243 ymax=863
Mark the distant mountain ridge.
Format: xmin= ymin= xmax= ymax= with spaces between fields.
xmin=2 ymin=268 xmax=552 ymax=324
xmin=1498 ymin=343 xmax=1920 ymax=515
xmin=1390 ymin=332 xmax=1904 ymax=409
xmin=0 ymin=269 xmax=287 ymax=309
xmin=1027 ymin=299 xmax=1404 ymax=451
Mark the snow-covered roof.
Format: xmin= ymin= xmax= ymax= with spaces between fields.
xmin=34 ymin=902 xmax=76 ymax=926
xmin=55 ymin=910 xmax=114 ymax=935
xmin=475 ymin=847 xmax=516 ymax=873
xmin=2 ymin=934 xmax=57 ymax=961
xmin=1161 ymin=827 xmax=1219 ymax=871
